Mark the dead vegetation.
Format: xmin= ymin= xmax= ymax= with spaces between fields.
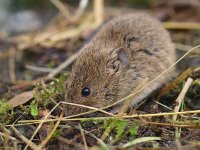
xmin=0 ymin=0 xmax=200 ymax=149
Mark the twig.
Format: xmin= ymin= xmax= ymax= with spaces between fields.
xmin=61 ymin=101 xmax=116 ymax=117
xmin=25 ymin=65 xmax=54 ymax=73
xmin=163 ymin=22 xmax=200 ymax=30
xmin=47 ymin=50 xmax=81 ymax=78
xmin=10 ymin=77 xmax=46 ymax=91
xmin=23 ymin=99 xmax=113 ymax=149
xmin=50 ymin=0 xmax=70 ymax=19
xmin=123 ymin=110 xmax=200 ymax=119
xmin=158 ymin=68 xmax=192 ymax=98
xmin=154 ymin=101 xmax=173 ymax=111
xmin=74 ymin=0 xmax=89 ymax=20
xmin=24 ymin=104 xmax=59 ymax=150
xmin=57 ymin=136 xmax=73 ymax=145
xmin=17 ymin=110 xmax=200 ymax=124
xmin=93 ymin=0 xmax=104 ymax=26
xmin=80 ymin=128 xmax=109 ymax=150
xmin=79 ymin=124 xmax=88 ymax=150
xmin=0 ymin=132 xmax=17 ymax=141
xmin=140 ymin=119 xmax=200 ymax=129
xmin=39 ymin=112 xmax=63 ymax=149
xmin=175 ymin=43 xmax=200 ymax=55
xmin=11 ymin=126 xmax=39 ymax=150
xmin=8 ymin=48 xmax=16 ymax=82
xmin=173 ymin=77 xmax=193 ymax=121
xmin=57 ymin=135 xmax=85 ymax=149
xmin=10 ymin=14 xmax=96 ymax=50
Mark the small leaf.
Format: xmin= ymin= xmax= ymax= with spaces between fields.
xmin=30 ymin=102 xmax=38 ymax=116
xmin=7 ymin=90 xmax=35 ymax=108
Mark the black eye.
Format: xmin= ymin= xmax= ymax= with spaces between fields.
xmin=81 ymin=87 xmax=91 ymax=97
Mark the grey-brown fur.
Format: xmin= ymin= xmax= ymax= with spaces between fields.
xmin=64 ymin=13 xmax=176 ymax=116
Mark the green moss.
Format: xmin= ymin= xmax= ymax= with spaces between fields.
xmin=33 ymin=73 xmax=68 ymax=107
xmin=102 ymin=118 xmax=128 ymax=143
xmin=0 ymin=101 xmax=11 ymax=115
xmin=128 ymin=124 xmax=139 ymax=140
xmin=51 ymin=129 xmax=61 ymax=140
xmin=0 ymin=101 xmax=12 ymax=124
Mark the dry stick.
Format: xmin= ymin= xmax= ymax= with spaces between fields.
xmin=22 ymin=103 xmax=59 ymax=148
xmin=50 ymin=0 xmax=70 ymax=18
xmin=194 ymin=67 xmax=200 ymax=73
xmin=93 ymin=0 xmax=104 ymax=25
xmin=47 ymin=50 xmax=81 ymax=79
xmin=79 ymin=124 xmax=88 ymax=150
xmin=74 ymin=0 xmax=89 ymax=20
xmin=41 ymin=15 xmax=96 ymax=44
xmin=17 ymin=110 xmax=200 ymax=124
xmin=11 ymin=126 xmax=39 ymax=150
xmin=1 ymin=121 xmax=13 ymax=150
xmin=57 ymin=136 xmax=73 ymax=146
xmin=39 ymin=112 xmax=63 ymax=149
xmin=154 ymin=101 xmax=173 ymax=111
xmin=8 ymin=48 xmax=16 ymax=82
xmin=173 ymin=77 xmax=193 ymax=121
xmin=141 ymin=121 xmax=200 ymax=129
xmin=163 ymin=22 xmax=200 ymax=30
xmin=80 ymin=128 xmax=108 ymax=150
xmin=57 ymin=135 xmax=86 ymax=149
xmin=123 ymin=110 xmax=200 ymax=119
xmin=0 ymin=132 xmax=17 ymax=141
xmin=10 ymin=77 xmax=45 ymax=91
xmin=23 ymin=100 xmax=114 ymax=150
xmin=61 ymin=101 xmax=116 ymax=116
xmin=117 ymin=78 xmax=149 ymax=116
xmin=11 ymin=14 xmax=95 ymax=50
xmin=25 ymin=65 xmax=54 ymax=73
xmin=158 ymin=68 xmax=192 ymax=98
xmin=175 ymin=43 xmax=200 ymax=55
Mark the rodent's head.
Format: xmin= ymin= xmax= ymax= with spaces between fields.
xmin=64 ymin=47 xmax=129 ymax=116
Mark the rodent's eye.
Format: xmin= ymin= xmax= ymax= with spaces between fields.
xmin=81 ymin=87 xmax=91 ymax=97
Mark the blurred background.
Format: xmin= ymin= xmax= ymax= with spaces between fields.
xmin=1 ymin=0 xmax=200 ymax=36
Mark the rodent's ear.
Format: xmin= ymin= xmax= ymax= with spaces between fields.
xmin=110 ymin=47 xmax=129 ymax=66
xmin=107 ymin=48 xmax=129 ymax=74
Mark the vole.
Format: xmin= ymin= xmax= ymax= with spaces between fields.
xmin=63 ymin=13 xmax=176 ymax=116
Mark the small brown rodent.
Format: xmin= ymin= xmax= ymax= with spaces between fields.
xmin=64 ymin=13 xmax=176 ymax=116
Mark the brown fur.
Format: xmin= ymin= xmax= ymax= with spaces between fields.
xmin=63 ymin=13 xmax=176 ymax=116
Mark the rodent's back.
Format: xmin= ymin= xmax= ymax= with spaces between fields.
xmin=93 ymin=13 xmax=175 ymax=64
xmin=64 ymin=13 xmax=176 ymax=115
